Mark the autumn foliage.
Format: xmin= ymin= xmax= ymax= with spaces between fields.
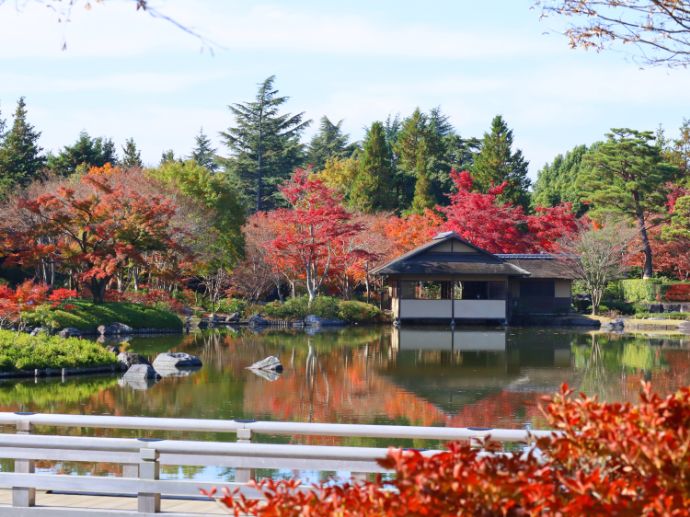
xmin=0 ymin=280 xmax=75 ymax=326
xmin=207 ymin=383 xmax=690 ymax=516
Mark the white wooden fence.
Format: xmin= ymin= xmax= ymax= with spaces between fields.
xmin=0 ymin=412 xmax=553 ymax=516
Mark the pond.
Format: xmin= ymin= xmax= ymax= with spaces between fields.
xmin=0 ymin=326 xmax=688 ymax=480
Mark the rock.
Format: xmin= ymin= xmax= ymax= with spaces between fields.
xmin=248 ymin=368 xmax=282 ymax=382
xmin=152 ymin=352 xmax=202 ymax=371
xmin=226 ymin=312 xmax=240 ymax=322
xmin=248 ymin=355 xmax=283 ymax=373
xmin=117 ymin=351 xmax=150 ymax=371
xmin=98 ymin=322 xmax=134 ymax=336
xmin=120 ymin=364 xmax=160 ymax=390
xmin=58 ymin=327 xmax=82 ymax=338
xmin=122 ymin=364 xmax=160 ymax=382
xmin=30 ymin=327 xmax=49 ymax=336
xmin=602 ymin=318 xmax=625 ymax=332
xmin=248 ymin=314 xmax=269 ymax=328
xmin=304 ymin=315 xmax=345 ymax=327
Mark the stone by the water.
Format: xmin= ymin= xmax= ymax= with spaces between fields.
xmin=247 ymin=355 xmax=283 ymax=372
xmin=152 ymin=352 xmax=202 ymax=370
xmin=98 ymin=322 xmax=134 ymax=336
xmin=122 ymin=364 xmax=160 ymax=383
xmin=58 ymin=327 xmax=82 ymax=338
xmin=117 ymin=351 xmax=150 ymax=371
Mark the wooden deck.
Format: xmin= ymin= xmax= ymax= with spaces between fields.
xmin=0 ymin=489 xmax=228 ymax=515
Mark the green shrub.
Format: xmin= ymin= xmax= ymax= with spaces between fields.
xmin=216 ymin=298 xmax=248 ymax=317
xmin=634 ymin=312 xmax=690 ymax=320
xmin=338 ymin=300 xmax=382 ymax=323
xmin=0 ymin=330 xmax=117 ymax=371
xmin=23 ymin=300 xmax=183 ymax=333
xmin=620 ymin=279 xmax=663 ymax=303
xmin=262 ymin=296 xmax=373 ymax=321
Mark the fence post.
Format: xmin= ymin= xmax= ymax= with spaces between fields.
xmin=138 ymin=448 xmax=160 ymax=513
xmin=235 ymin=428 xmax=254 ymax=483
xmin=12 ymin=418 xmax=35 ymax=507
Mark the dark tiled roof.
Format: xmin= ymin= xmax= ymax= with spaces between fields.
xmin=497 ymin=255 xmax=580 ymax=280
xmin=374 ymin=253 xmax=530 ymax=276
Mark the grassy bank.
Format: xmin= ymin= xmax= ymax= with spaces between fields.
xmin=0 ymin=330 xmax=117 ymax=371
xmin=31 ymin=300 xmax=183 ymax=333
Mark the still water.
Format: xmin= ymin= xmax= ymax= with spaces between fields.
xmin=0 ymin=326 xmax=688 ymax=479
xmin=2 ymin=326 xmax=689 ymax=428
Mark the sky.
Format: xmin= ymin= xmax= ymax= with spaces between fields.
xmin=1 ymin=0 xmax=689 ymax=179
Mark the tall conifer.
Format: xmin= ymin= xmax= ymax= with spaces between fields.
xmin=191 ymin=128 xmax=218 ymax=172
xmin=221 ymin=75 xmax=310 ymax=212
xmin=0 ymin=97 xmax=45 ymax=194
xmin=350 ymin=122 xmax=394 ymax=212
xmin=472 ymin=115 xmax=531 ymax=208
xmin=121 ymin=138 xmax=143 ymax=168
xmin=306 ymin=116 xmax=351 ymax=170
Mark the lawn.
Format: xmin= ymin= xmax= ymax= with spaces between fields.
xmin=46 ymin=300 xmax=183 ymax=333
xmin=0 ymin=330 xmax=117 ymax=371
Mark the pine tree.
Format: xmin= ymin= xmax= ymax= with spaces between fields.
xmin=191 ymin=128 xmax=218 ymax=172
xmin=350 ymin=122 xmax=394 ymax=212
xmin=0 ymin=97 xmax=45 ymax=194
xmin=532 ymin=144 xmax=590 ymax=214
xmin=220 ymin=75 xmax=310 ymax=212
xmin=471 ymin=115 xmax=531 ymax=208
xmin=579 ymin=128 xmax=677 ymax=278
xmin=121 ymin=138 xmax=143 ymax=169
xmin=47 ymin=131 xmax=117 ymax=176
xmin=306 ymin=116 xmax=351 ymax=170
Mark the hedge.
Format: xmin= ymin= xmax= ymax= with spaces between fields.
xmin=261 ymin=296 xmax=382 ymax=323
xmin=0 ymin=330 xmax=117 ymax=371
xmin=23 ymin=300 xmax=184 ymax=333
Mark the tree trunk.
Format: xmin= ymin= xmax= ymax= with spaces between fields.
xmin=90 ymin=278 xmax=108 ymax=304
xmin=633 ymin=194 xmax=653 ymax=279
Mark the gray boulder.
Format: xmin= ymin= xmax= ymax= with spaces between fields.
xmin=602 ymin=318 xmax=625 ymax=332
xmin=58 ymin=327 xmax=82 ymax=338
xmin=152 ymin=352 xmax=202 ymax=371
xmin=122 ymin=364 xmax=160 ymax=381
xmin=248 ymin=314 xmax=269 ymax=327
xmin=120 ymin=364 xmax=160 ymax=390
xmin=117 ymin=351 xmax=150 ymax=371
xmin=98 ymin=322 xmax=134 ymax=336
xmin=247 ymin=355 xmax=283 ymax=373
xmin=30 ymin=327 xmax=49 ymax=336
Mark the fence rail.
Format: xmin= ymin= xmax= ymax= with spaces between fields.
xmin=0 ymin=412 xmax=554 ymax=516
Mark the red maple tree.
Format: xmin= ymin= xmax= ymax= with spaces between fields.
xmin=13 ymin=168 xmax=185 ymax=302
xmin=268 ymin=169 xmax=363 ymax=303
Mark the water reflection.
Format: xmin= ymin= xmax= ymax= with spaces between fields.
xmin=0 ymin=327 xmax=687 ymax=433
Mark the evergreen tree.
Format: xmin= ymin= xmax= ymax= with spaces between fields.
xmin=410 ymin=138 xmax=435 ymax=214
xmin=220 ymin=75 xmax=310 ymax=212
xmin=0 ymin=97 xmax=45 ymax=194
xmin=579 ymin=128 xmax=677 ymax=278
xmin=191 ymin=128 xmax=218 ymax=172
xmin=121 ymin=137 xmax=143 ymax=169
xmin=350 ymin=122 xmax=394 ymax=212
xmin=532 ymin=144 xmax=590 ymax=214
xmin=471 ymin=115 xmax=531 ymax=208
xmin=47 ymin=131 xmax=117 ymax=176
xmin=306 ymin=116 xmax=351 ymax=170
xmin=394 ymin=109 xmax=429 ymax=211
xmin=160 ymin=149 xmax=177 ymax=165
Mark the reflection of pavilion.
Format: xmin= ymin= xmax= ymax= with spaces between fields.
xmin=383 ymin=327 xmax=575 ymax=414
xmin=393 ymin=327 xmax=506 ymax=352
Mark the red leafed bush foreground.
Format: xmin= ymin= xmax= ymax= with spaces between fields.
xmin=204 ymin=383 xmax=690 ymax=516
